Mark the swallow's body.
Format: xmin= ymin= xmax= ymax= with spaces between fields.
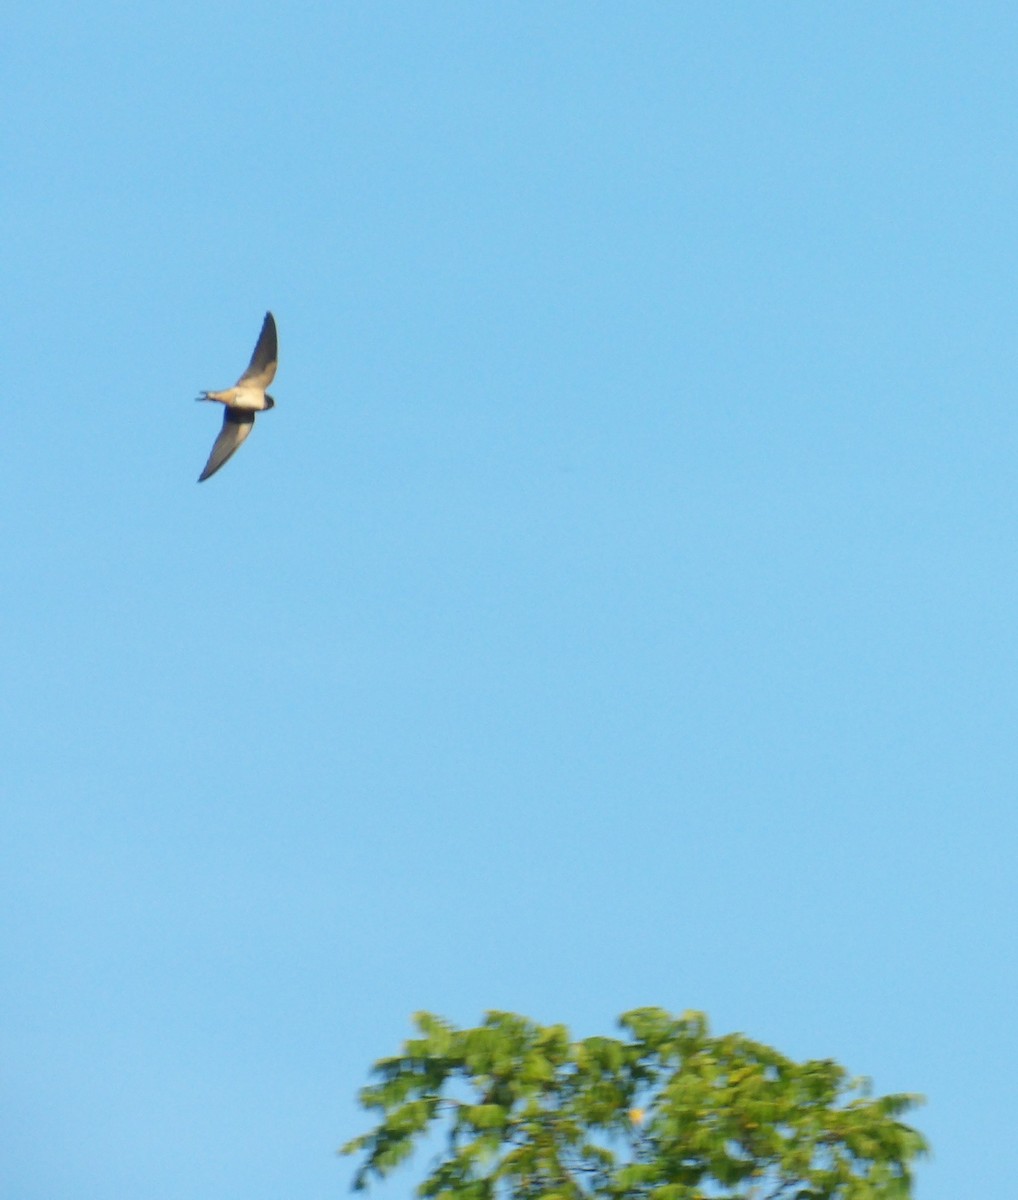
xmin=202 ymin=383 xmax=275 ymax=411
xmin=196 ymin=312 xmax=277 ymax=481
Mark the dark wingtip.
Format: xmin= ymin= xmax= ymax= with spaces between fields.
xmin=197 ymin=457 xmax=223 ymax=483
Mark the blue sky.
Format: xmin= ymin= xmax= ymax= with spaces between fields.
xmin=2 ymin=3 xmax=1016 ymax=1197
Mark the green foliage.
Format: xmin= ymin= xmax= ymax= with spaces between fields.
xmin=341 ymin=1008 xmax=927 ymax=1200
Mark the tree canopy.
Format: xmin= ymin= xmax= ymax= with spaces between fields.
xmin=341 ymin=1008 xmax=926 ymax=1200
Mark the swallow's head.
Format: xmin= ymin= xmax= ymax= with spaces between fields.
xmin=265 ymin=394 xmax=276 ymax=410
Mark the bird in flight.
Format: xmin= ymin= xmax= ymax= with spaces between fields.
xmin=196 ymin=311 xmax=277 ymax=482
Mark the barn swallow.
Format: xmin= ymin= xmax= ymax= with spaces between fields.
xmin=196 ymin=311 xmax=277 ymax=482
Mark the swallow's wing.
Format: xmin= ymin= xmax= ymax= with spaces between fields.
xmin=198 ymin=409 xmax=255 ymax=482
xmin=235 ymin=311 xmax=277 ymax=388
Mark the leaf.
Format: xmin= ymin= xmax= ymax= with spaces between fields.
xmin=342 ymin=1010 xmax=927 ymax=1200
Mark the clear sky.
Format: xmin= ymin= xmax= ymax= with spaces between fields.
xmin=2 ymin=4 xmax=1015 ymax=1197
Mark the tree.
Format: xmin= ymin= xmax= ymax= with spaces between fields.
xmin=341 ymin=1008 xmax=927 ymax=1200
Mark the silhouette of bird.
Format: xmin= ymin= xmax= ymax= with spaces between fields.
xmin=196 ymin=312 xmax=277 ymax=482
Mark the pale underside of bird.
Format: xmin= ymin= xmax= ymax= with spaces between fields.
xmin=196 ymin=311 xmax=277 ymax=482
